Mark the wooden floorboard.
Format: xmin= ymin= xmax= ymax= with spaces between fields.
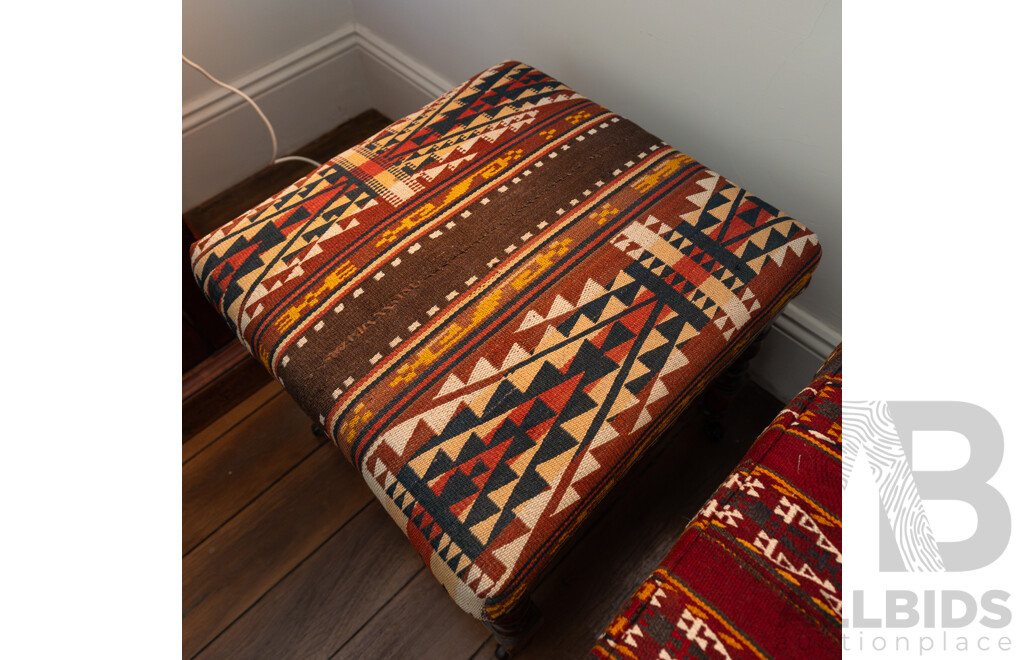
xmin=182 ymin=381 xmax=283 ymax=463
xmin=183 ymin=351 xmax=273 ymax=441
xmin=183 ymin=444 xmax=373 ymax=658
xmin=183 ymin=342 xmax=251 ymax=401
xmin=182 ymin=393 xmax=323 ymax=555
xmin=330 ymin=570 xmax=491 ymax=660
xmin=197 ymin=505 xmax=424 ymax=660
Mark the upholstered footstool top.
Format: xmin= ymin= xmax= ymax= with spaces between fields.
xmin=593 ymin=345 xmax=842 ymax=659
xmin=191 ymin=61 xmax=821 ymax=632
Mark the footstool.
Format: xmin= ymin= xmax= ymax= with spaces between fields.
xmin=593 ymin=345 xmax=842 ymax=659
xmin=190 ymin=61 xmax=821 ymax=654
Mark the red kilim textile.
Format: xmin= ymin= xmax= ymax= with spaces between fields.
xmin=190 ymin=61 xmax=821 ymax=623
xmin=593 ymin=346 xmax=842 ymax=659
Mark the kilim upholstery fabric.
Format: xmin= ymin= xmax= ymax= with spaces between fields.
xmin=593 ymin=345 xmax=842 ymax=659
xmin=190 ymin=61 xmax=822 ymax=623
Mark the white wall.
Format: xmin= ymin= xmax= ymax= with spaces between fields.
xmin=182 ymin=0 xmax=363 ymax=209
xmin=351 ymin=0 xmax=841 ymax=397
xmin=182 ymin=0 xmax=353 ymax=106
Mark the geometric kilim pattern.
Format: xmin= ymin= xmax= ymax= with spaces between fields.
xmin=190 ymin=61 xmax=822 ymax=622
xmin=593 ymin=345 xmax=842 ymax=659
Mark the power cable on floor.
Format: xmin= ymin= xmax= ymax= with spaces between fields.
xmin=183 ymin=55 xmax=322 ymax=170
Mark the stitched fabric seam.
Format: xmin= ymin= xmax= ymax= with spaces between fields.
xmin=301 ymin=130 xmax=642 ymax=386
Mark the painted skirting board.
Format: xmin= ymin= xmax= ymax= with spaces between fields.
xmin=356 ymin=25 xmax=453 ymax=119
xmin=181 ymin=24 xmax=840 ymax=400
xmin=750 ymin=303 xmax=841 ymax=402
xmin=182 ymin=25 xmax=369 ymax=210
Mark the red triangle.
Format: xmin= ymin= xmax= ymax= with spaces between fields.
xmin=603 ymin=337 xmax=635 ymax=365
xmin=526 ymin=417 xmax=557 ymax=442
xmin=735 ymin=199 xmax=757 ymax=220
xmin=486 ymin=518 xmax=530 ymax=551
xmin=537 ymin=372 xmax=584 ymax=417
xmin=618 ymin=306 xmax=652 ymax=335
xmin=633 ymin=287 xmax=656 ymax=305
xmin=419 ymin=511 xmax=434 ymax=531
xmin=506 ymin=398 xmax=535 ymax=427
xmin=299 ymin=182 xmax=345 ymax=217
xmin=223 ymin=242 xmax=259 ymax=270
xmin=404 ymin=419 xmax=439 ymax=459
xmin=721 ymin=218 xmax=754 ymax=243
xmin=208 ymin=259 xmax=231 ymax=282
xmin=429 ymin=464 xmax=459 ymax=497
xmin=449 ymin=491 xmax=477 ymax=518
xmin=590 ymin=325 xmax=615 ymax=351
xmin=470 ymin=438 xmax=513 ymax=489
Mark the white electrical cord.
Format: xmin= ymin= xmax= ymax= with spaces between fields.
xmin=183 ymin=55 xmax=322 ymax=170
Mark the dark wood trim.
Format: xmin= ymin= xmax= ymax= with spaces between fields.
xmin=183 ymin=219 xmax=234 ymax=372
xmin=699 ymin=326 xmax=772 ymax=441
xmin=486 ymin=599 xmax=541 ymax=658
xmin=183 ymin=343 xmax=273 ymax=440
xmin=183 ymin=342 xmax=252 ymax=400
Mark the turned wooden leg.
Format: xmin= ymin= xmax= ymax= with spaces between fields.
xmin=486 ymin=598 xmax=541 ymax=658
xmin=699 ymin=327 xmax=771 ymax=441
